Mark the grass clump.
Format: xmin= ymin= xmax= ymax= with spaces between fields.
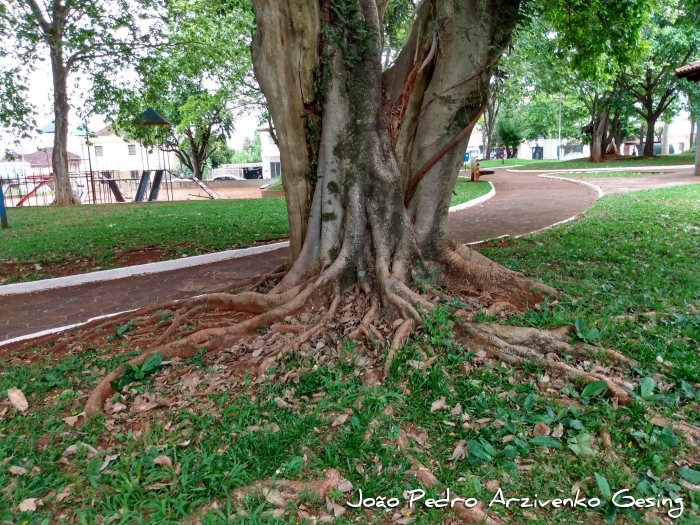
xmin=1 ymin=185 xmax=700 ymax=523
xmin=0 ymin=199 xmax=289 ymax=283
xmin=450 ymin=179 xmax=492 ymax=206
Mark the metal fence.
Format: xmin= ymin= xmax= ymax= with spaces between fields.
xmin=1 ymin=170 xmax=175 ymax=208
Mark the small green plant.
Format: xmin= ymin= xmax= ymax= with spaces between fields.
xmin=572 ymin=317 xmax=600 ymax=345
xmin=110 ymin=353 xmax=163 ymax=391
xmin=106 ymin=320 xmax=135 ymax=341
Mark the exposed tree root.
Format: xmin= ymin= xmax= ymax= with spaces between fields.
xmin=440 ymin=244 xmax=557 ymax=309
xmin=384 ymin=319 xmax=414 ymax=377
xmin=348 ymin=298 xmax=385 ymax=346
xmin=258 ymin=293 xmax=342 ymax=374
xmin=458 ymin=321 xmax=634 ymax=405
xmin=85 ymin=343 xmax=203 ymax=416
xmin=398 ymin=430 xmax=502 ymax=524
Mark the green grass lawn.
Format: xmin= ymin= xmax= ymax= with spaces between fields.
xmin=450 ymin=179 xmax=491 ymax=206
xmin=477 ymin=159 xmax=545 ymax=168
xmin=553 ymin=171 xmax=666 ymax=178
xmin=513 ymin=151 xmax=696 ymax=171
xmin=2 ymin=185 xmax=700 ymax=524
xmin=0 ymin=199 xmax=289 ymax=283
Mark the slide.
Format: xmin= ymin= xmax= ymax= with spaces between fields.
xmin=134 ymin=170 xmax=151 ymax=202
xmin=16 ymin=181 xmax=47 ymax=207
xmin=168 ymin=170 xmax=220 ymax=200
xmin=148 ymin=170 xmax=164 ymax=201
xmin=102 ymin=172 xmax=126 ymax=203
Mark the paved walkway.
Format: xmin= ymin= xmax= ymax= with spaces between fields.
xmin=2 ymin=167 xmax=697 ymax=342
xmin=565 ymin=167 xmax=697 ymax=195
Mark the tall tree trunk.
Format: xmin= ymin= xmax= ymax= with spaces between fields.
xmin=50 ymin=48 xmax=79 ymax=205
xmin=690 ymin=120 xmax=696 ymax=151
xmin=249 ymin=0 xmax=551 ymax=315
xmin=644 ymin=117 xmax=656 ymax=157
xmin=250 ymin=0 xmax=317 ymax=264
xmin=589 ymin=110 xmax=609 ymax=163
xmin=192 ymin=157 xmax=203 ymax=180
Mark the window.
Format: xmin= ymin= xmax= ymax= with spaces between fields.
xmin=95 ymin=146 xmax=104 ymax=157
xmin=270 ymin=161 xmax=281 ymax=178
xmin=128 ymin=144 xmax=136 ymax=155
xmin=130 ymin=170 xmax=139 ymax=179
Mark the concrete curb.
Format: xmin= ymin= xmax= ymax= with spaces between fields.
xmin=0 ymin=241 xmax=289 ymax=297
xmin=0 ymin=309 xmax=136 ymax=347
xmin=448 ymin=181 xmax=496 ymax=212
xmin=537 ymin=174 xmax=605 ymax=198
xmin=0 ymin=182 xmax=493 ymax=298
xmin=508 ymin=165 xmax=694 ymax=174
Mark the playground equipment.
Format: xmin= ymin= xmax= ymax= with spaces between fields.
xmin=168 ymin=170 xmax=220 ymax=200
xmin=0 ymin=183 xmax=7 ymax=228
xmin=15 ymin=176 xmax=54 ymax=207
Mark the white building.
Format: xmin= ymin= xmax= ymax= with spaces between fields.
xmin=260 ymin=131 xmax=281 ymax=179
xmin=67 ymin=126 xmax=175 ymax=178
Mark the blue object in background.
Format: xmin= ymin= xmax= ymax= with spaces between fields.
xmin=463 ymin=152 xmax=470 ymax=162
xmin=0 ymin=183 xmax=7 ymax=229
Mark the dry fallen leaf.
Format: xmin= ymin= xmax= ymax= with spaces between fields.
xmin=9 ymin=466 xmax=27 ymax=476
xmin=62 ymin=411 xmax=86 ymax=427
xmin=331 ymin=414 xmax=349 ymax=427
xmin=430 ymin=398 xmax=446 ymax=412
xmin=62 ymin=443 xmax=98 ymax=457
xmin=132 ymin=402 xmax=159 ymax=413
xmin=263 ymin=488 xmax=286 ymax=507
xmin=18 ymin=498 xmax=42 ymax=512
xmin=99 ymin=454 xmax=119 ymax=472
xmin=153 ymin=455 xmax=173 ymax=468
xmin=450 ymin=441 xmax=467 ymax=462
xmin=484 ymin=479 xmax=500 ymax=492
xmin=110 ymin=403 xmax=127 ymax=414
xmin=451 ymin=403 xmax=463 ymax=417
xmin=533 ymin=422 xmax=551 ymax=437
xmin=337 ymin=479 xmax=353 ymax=493
xmin=552 ymin=424 xmax=564 ymax=439
xmin=55 ymin=484 xmax=73 ymax=502
xmin=7 ymin=388 xmax=28 ymax=412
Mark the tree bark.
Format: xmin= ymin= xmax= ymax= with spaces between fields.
xmin=50 ymin=47 xmax=79 ymax=205
xmin=644 ymin=117 xmax=656 ymax=157
xmin=250 ymin=0 xmax=318 ymax=264
xmin=589 ymin=110 xmax=609 ymax=163
xmin=250 ymin=0 xmax=550 ymax=315
xmin=690 ymin=120 xmax=695 ymax=152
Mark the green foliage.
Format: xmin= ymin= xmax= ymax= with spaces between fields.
xmin=106 ymin=321 xmax=136 ymax=342
xmin=494 ymin=113 xmax=524 ymax=157
xmin=91 ymin=0 xmax=254 ymax=178
xmin=0 ymin=0 xmax=164 ymax=142
xmin=110 ymin=354 xmax=164 ymax=391
xmin=229 ymin=131 xmax=262 ymax=164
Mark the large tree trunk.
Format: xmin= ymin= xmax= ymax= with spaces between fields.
xmin=643 ymin=118 xmax=656 ymax=157
xmin=249 ymin=0 xmax=550 ymax=317
xmin=690 ymin=120 xmax=695 ymax=151
xmin=589 ymin=110 xmax=609 ymax=163
xmin=50 ymin=48 xmax=79 ymax=205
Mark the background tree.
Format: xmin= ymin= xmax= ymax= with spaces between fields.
xmin=92 ymin=0 xmax=253 ymax=180
xmin=494 ymin=112 xmax=524 ymax=158
xmin=0 ymin=0 xmax=163 ymax=204
xmin=623 ymin=0 xmax=700 ymax=156
xmin=230 ymin=131 xmax=262 ymax=164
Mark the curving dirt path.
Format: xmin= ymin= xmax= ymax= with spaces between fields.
xmin=1 ymin=167 xmax=695 ymax=343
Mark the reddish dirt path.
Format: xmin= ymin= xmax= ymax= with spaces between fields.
xmin=5 ymin=168 xmax=694 ymax=343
